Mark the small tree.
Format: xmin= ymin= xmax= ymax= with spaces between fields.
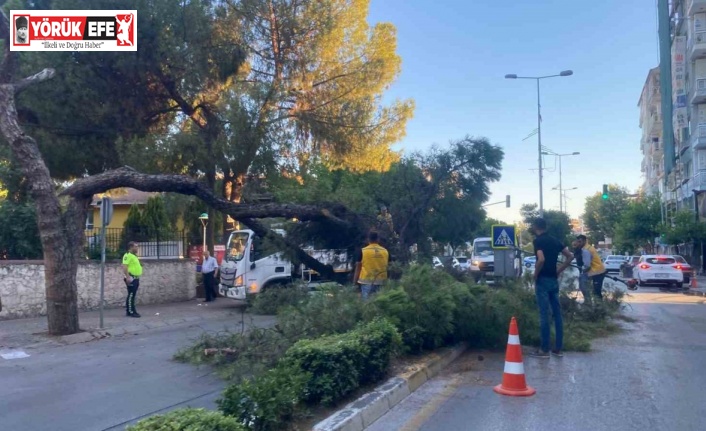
xmin=143 ymin=196 xmax=170 ymax=240
xmin=122 ymin=204 xmax=148 ymax=247
xmin=520 ymin=204 xmax=571 ymax=246
xmin=660 ymin=210 xmax=706 ymax=255
xmin=614 ymin=196 xmax=661 ymax=253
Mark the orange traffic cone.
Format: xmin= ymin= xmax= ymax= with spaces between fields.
xmin=493 ymin=317 xmax=536 ymax=397
xmin=691 ymin=274 xmax=698 ymax=289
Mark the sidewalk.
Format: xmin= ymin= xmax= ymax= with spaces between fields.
xmin=0 ymin=297 xmax=274 ymax=350
xmin=683 ymin=275 xmax=706 ymax=297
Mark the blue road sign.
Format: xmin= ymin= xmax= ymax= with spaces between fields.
xmin=491 ymin=225 xmax=516 ymax=249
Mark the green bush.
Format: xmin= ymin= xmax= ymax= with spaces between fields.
xmin=249 ymin=284 xmax=310 ymax=315
xmin=365 ymin=266 xmax=457 ymax=353
xmin=277 ymin=286 xmax=364 ymax=340
xmin=126 ymin=408 xmax=245 ymax=431
xmin=283 ymin=318 xmax=401 ymax=405
xmin=218 ymin=366 xmax=307 ymax=431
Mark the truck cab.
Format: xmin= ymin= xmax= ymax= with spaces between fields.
xmin=218 ymin=229 xmax=353 ymax=300
xmin=218 ymin=229 xmax=292 ymax=300
xmin=470 ymin=237 xmax=494 ymax=280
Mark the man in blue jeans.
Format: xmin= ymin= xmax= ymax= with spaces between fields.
xmin=530 ymin=218 xmax=574 ymax=358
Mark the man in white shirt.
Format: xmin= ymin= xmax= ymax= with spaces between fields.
xmin=202 ymin=250 xmax=220 ymax=302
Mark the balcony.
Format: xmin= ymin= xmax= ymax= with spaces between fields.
xmin=692 ymin=124 xmax=706 ymax=149
xmin=692 ymin=78 xmax=706 ymax=104
xmin=694 ymin=171 xmax=706 ymax=191
xmin=690 ymin=32 xmax=706 ymax=59
xmin=689 ymin=0 xmax=706 ymax=15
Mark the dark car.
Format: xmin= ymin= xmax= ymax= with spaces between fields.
xmin=672 ymin=255 xmax=693 ymax=283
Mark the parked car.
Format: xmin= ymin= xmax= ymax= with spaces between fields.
xmin=432 ymin=256 xmax=444 ymax=269
xmin=523 ymin=256 xmax=536 ymax=267
xmin=634 ymin=255 xmax=684 ymax=288
xmin=603 ymin=255 xmax=628 ymax=273
xmin=672 ymin=255 xmax=692 ymax=284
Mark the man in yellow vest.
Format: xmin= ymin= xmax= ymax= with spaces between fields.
xmin=577 ymin=235 xmax=607 ymax=301
xmin=122 ymin=241 xmax=143 ymax=318
xmin=353 ymin=230 xmax=389 ymax=300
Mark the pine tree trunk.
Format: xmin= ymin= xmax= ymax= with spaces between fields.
xmin=0 ymin=75 xmax=84 ymax=335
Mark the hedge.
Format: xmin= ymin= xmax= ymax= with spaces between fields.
xmin=126 ymin=408 xmax=246 ymax=431
xmin=283 ymin=317 xmax=401 ymax=405
xmin=217 ymin=318 xmax=401 ymax=430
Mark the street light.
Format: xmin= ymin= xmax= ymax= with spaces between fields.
xmin=542 ymin=149 xmax=580 ymax=213
xmin=198 ymin=212 xmax=209 ymax=254
xmin=553 ymin=186 xmax=577 ymax=214
xmin=505 ymin=70 xmax=574 ymax=217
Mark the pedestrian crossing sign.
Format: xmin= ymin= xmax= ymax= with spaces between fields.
xmin=492 ymin=225 xmax=516 ymax=249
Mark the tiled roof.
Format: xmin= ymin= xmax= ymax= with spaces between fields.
xmin=92 ymin=188 xmax=160 ymax=206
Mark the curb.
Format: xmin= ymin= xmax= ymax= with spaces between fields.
xmin=683 ymin=289 xmax=706 ymax=297
xmin=57 ymin=316 xmax=210 ymax=345
xmin=313 ymin=343 xmax=467 ymax=431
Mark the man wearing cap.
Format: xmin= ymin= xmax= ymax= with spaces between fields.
xmin=122 ymin=241 xmax=143 ymax=318
xmin=15 ymin=16 xmax=28 ymax=44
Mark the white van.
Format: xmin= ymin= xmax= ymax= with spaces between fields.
xmin=470 ymin=237 xmax=494 ymax=278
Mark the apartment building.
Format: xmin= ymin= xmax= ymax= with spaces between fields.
xmin=662 ymin=0 xmax=706 ymax=217
xmin=638 ymin=67 xmax=664 ymax=196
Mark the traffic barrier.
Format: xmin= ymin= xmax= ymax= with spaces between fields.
xmin=493 ymin=316 xmax=536 ymax=397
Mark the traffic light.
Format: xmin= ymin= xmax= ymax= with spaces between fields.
xmin=505 ymin=195 xmax=511 ymax=208
xmin=602 ymin=184 xmax=609 ymax=200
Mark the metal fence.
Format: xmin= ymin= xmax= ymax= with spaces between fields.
xmin=84 ymin=227 xmax=189 ymax=260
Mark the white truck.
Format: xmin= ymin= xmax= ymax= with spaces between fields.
xmin=218 ymin=229 xmax=352 ymax=300
xmin=469 ymin=237 xmax=494 ymax=281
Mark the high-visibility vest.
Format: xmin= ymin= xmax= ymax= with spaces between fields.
xmin=358 ymin=244 xmax=389 ymax=285
xmin=584 ymin=245 xmax=606 ymax=276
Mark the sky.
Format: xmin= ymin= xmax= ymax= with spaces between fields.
xmin=367 ymin=0 xmax=660 ymax=224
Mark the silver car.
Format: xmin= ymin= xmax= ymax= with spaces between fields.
xmin=603 ymin=255 xmax=628 ymax=273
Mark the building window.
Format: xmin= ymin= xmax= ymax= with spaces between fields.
xmin=86 ymin=210 xmax=94 ymax=230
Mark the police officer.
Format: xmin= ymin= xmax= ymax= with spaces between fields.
xmin=122 ymin=241 xmax=143 ymax=318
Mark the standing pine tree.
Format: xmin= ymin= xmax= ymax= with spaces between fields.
xmin=143 ymin=196 xmax=170 ymax=241
xmin=122 ymin=204 xmax=148 ymax=248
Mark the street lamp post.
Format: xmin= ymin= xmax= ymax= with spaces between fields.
xmin=553 ymin=186 xmax=578 ymax=214
xmin=543 ymin=150 xmax=580 ymax=213
xmin=198 ymin=213 xmax=209 ymax=254
xmin=505 ymin=70 xmax=573 ymax=217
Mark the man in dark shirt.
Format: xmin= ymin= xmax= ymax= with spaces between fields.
xmin=531 ymin=218 xmax=574 ymax=358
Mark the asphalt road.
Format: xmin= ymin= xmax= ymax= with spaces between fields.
xmin=0 ymin=303 xmax=274 ymax=431
xmin=369 ymin=286 xmax=706 ymax=431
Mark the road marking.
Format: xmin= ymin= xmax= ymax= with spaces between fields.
xmin=399 ymin=375 xmax=463 ymax=431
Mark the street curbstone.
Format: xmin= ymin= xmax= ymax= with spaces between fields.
xmin=313 ymin=343 xmax=467 ymax=431
xmin=351 ymin=390 xmax=389 ymax=428
xmin=59 ymin=331 xmax=96 ymax=345
xmin=313 ymin=407 xmax=363 ymax=431
xmin=122 ymin=324 xmax=148 ymax=334
xmin=377 ymin=377 xmax=410 ymax=408
xmin=403 ymin=366 xmax=430 ymax=393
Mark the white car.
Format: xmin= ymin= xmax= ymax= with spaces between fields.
xmin=603 ymin=255 xmax=628 ymax=273
xmin=634 ymin=255 xmax=684 ymax=288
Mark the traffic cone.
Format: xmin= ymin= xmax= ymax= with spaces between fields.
xmin=691 ymin=274 xmax=698 ymax=289
xmin=493 ymin=317 xmax=536 ymax=397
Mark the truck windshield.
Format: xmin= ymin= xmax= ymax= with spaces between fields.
xmin=474 ymin=241 xmax=493 ymax=255
xmin=226 ymin=232 xmax=249 ymax=261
